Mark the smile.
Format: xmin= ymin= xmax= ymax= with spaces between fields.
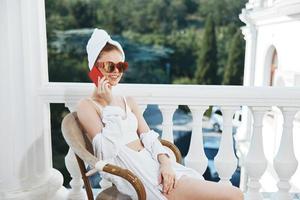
xmin=109 ymin=75 xmax=119 ymax=79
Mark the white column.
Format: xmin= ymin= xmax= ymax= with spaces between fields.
xmin=239 ymin=16 xmax=257 ymax=141
xmin=158 ymin=105 xmax=177 ymax=142
xmin=0 ymin=0 xmax=66 ymax=199
xmin=244 ymin=107 xmax=268 ymax=200
xmin=185 ymin=106 xmax=208 ymax=175
xmin=238 ymin=18 xmax=258 ymax=191
xmin=214 ymin=106 xmax=239 ymax=184
xmin=273 ymin=107 xmax=298 ymax=200
xmin=240 ymin=10 xmax=257 ymax=87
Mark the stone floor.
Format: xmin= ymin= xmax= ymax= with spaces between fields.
xmin=91 ymin=189 xmax=300 ymax=199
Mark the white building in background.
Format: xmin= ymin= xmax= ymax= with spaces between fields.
xmin=238 ymin=0 xmax=300 ymax=194
xmin=1 ymin=0 xmax=300 ymax=199
xmin=240 ymin=0 xmax=300 ymax=87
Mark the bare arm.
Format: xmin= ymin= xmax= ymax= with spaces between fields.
xmin=76 ymin=99 xmax=103 ymax=141
xmin=126 ymin=96 xmax=150 ymax=136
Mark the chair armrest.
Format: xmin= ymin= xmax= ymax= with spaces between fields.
xmin=102 ymin=164 xmax=146 ymax=200
xmin=160 ymin=139 xmax=182 ymax=163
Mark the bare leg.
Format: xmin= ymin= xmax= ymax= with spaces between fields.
xmin=163 ymin=175 xmax=244 ymax=200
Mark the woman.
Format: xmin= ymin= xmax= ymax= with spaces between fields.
xmin=77 ymin=28 xmax=243 ymax=200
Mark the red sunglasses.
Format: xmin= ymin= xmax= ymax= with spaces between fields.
xmin=96 ymin=61 xmax=129 ymax=73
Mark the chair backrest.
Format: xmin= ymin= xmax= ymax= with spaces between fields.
xmin=61 ymin=112 xmax=99 ymax=167
xmin=74 ymin=112 xmax=94 ymax=155
xmin=61 ymin=111 xmax=97 ymax=200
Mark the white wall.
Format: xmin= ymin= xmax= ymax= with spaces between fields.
xmin=254 ymin=19 xmax=300 ymax=86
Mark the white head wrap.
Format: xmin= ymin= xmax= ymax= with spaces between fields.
xmin=86 ymin=28 xmax=125 ymax=70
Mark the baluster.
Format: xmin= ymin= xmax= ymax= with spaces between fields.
xmin=244 ymin=106 xmax=268 ymax=200
xmin=273 ymin=107 xmax=298 ymax=200
xmin=185 ymin=106 xmax=208 ymax=175
xmin=214 ymin=106 xmax=239 ymax=184
xmin=65 ymin=148 xmax=86 ymax=200
xmin=158 ymin=105 xmax=177 ymax=142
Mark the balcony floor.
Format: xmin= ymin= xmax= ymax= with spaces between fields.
xmin=91 ymin=189 xmax=300 ymax=199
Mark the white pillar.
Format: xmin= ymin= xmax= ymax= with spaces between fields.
xmin=238 ymin=13 xmax=258 ymax=192
xmin=273 ymin=107 xmax=298 ymax=200
xmin=185 ymin=106 xmax=208 ymax=175
xmin=158 ymin=105 xmax=177 ymax=142
xmin=244 ymin=107 xmax=268 ymax=200
xmin=238 ymin=14 xmax=257 ymax=142
xmin=240 ymin=11 xmax=257 ymax=87
xmin=214 ymin=106 xmax=239 ymax=184
xmin=0 ymin=0 xmax=66 ymax=199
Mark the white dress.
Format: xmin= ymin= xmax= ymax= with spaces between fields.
xmin=90 ymin=96 xmax=203 ymax=200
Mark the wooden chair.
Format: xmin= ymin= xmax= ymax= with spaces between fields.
xmin=61 ymin=112 xmax=182 ymax=200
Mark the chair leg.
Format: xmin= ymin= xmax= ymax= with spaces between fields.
xmin=75 ymin=154 xmax=94 ymax=200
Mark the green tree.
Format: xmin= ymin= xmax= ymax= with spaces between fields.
xmin=184 ymin=0 xmax=199 ymax=13
xmin=198 ymin=0 xmax=247 ymax=26
xmin=45 ymin=0 xmax=76 ymax=42
xmin=96 ymin=0 xmax=128 ymax=34
xmin=130 ymin=0 xmax=188 ymax=34
xmin=71 ymin=0 xmax=97 ymax=28
xmin=216 ymin=24 xmax=238 ymax=79
xmin=96 ymin=0 xmax=188 ymax=34
xmin=195 ymin=15 xmax=218 ymax=84
xmin=222 ymin=30 xmax=245 ymax=85
xmin=172 ymin=77 xmax=197 ymax=84
xmin=166 ymin=28 xmax=202 ymax=80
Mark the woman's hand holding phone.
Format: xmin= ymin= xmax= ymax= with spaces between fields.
xmin=96 ymin=76 xmax=113 ymax=106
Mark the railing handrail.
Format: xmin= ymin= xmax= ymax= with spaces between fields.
xmin=39 ymin=82 xmax=300 ymax=107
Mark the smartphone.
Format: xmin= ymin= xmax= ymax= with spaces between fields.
xmin=88 ymin=66 xmax=103 ymax=87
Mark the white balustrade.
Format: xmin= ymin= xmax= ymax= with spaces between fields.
xmin=158 ymin=105 xmax=177 ymax=142
xmin=65 ymin=149 xmax=86 ymax=200
xmin=39 ymin=83 xmax=300 ymax=199
xmin=244 ymin=106 xmax=269 ymax=200
xmin=185 ymin=106 xmax=209 ymax=175
xmin=214 ymin=106 xmax=239 ymax=184
xmin=273 ymin=107 xmax=299 ymax=200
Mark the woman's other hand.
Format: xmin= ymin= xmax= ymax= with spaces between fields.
xmin=96 ymin=76 xmax=112 ymax=105
xmin=158 ymin=162 xmax=177 ymax=195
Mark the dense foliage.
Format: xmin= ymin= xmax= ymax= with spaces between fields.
xmin=46 ymin=0 xmax=246 ymax=84
xmin=45 ymin=0 xmax=246 ymax=187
